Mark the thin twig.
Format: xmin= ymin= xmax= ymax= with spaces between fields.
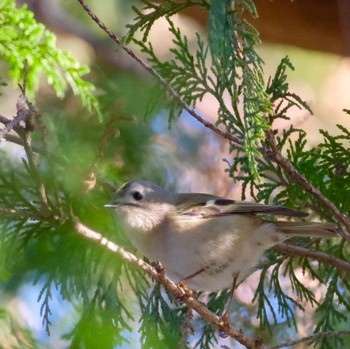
xmin=274 ymin=243 xmax=350 ymax=274
xmin=269 ymin=330 xmax=350 ymax=349
xmin=76 ymin=0 xmax=243 ymax=147
xmin=0 ymin=108 xmax=31 ymax=139
xmin=15 ymin=85 xmax=52 ymax=216
xmin=0 ymin=207 xmax=61 ymax=223
xmin=1 ymin=96 xmax=43 ymax=203
xmin=74 ymin=220 xmax=264 ymax=349
xmin=0 ymin=114 xmax=10 ymax=125
xmin=2 ymin=133 xmax=44 ymax=154
xmin=0 ymin=207 xmax=43 ymax=220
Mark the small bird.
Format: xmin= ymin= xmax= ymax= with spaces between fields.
xmin=105 ymin=180 xmax=337 ymax=293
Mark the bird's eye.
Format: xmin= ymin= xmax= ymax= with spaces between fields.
xmin=132 ymin=191 xmax=143 ymax=201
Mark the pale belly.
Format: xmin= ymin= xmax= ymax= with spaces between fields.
xmin=131 ymin=215 xmax=284 ymax=292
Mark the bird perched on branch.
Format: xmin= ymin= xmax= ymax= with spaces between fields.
xmin=105 ymin=180 xmax=337 ymax=320
xmin=105 ymin=180 xmax=336 ymax=291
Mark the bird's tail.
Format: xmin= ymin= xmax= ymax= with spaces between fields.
xmin=274 ymin=221 xmax=338 ymax=239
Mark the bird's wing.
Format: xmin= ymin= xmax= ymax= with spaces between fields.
xmin=175 ymin=193 xmax=309 ymax=218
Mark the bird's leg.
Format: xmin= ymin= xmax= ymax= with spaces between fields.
xmin=177 ymin=267 xmax=208 ymax=299
xmin=220 ymin=272 xmax=239 ymax=326
xmin=179 ymin=267 xmax=207 ymax=285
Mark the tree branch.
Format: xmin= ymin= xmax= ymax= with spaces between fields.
xmin=74 ymin=221 xmax=263 ymax=349
xmin=269 ymin=330 xmax=350 ymax=349
xmin=274 ymin=242 xmax=350 ymax=274
xmin=0 ymin=207 xmax=43 ymax=220
xmin=2 ymin=133 xmax=43 ymax=154
xmin=74 ymin=222 xmax=350 ymax=348
xmin=0 ymin=114 xmax=10 ymax=125
xmin=0 ymin=105 xmax=31 ymax=139
xmin=0 ymin=206 xmax=62 ymax=223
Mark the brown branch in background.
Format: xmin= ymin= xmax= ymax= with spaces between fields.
xmin=1 ymin=73 xmax=52 ymax=217
xmin=0 ymin=106 xmax=32 ymax=139
xmin=17 ymin=71 xmax=51 ymax=216
xmin=74 ymin=221 xmax=263 ymax=349
xmin=16 ymin=99 xmax=50 ymax=215
xmin=337 ymin=0 xmax=350 ymax=56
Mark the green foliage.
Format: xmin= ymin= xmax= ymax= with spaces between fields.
xmin=126 ymin=0 xmax=208 ymax=42
xmin=0 ymin=0 xmax=99 ymax=114
xmin=196 ymin=291 xmax=229 ymax=347
xmin=0 ymin=73 xmax=156 ymax=345
xmin=0 ymin=151 xmax=136 ymax=346
xmin=139 ymin=284 xmax=187 ymax=349
xmin=314 ymin=272 xmax=349 ymax=349
xmin=129 ymin=0 xmax=271 ymax=176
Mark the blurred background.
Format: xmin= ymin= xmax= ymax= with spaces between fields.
xmin=1 ymin=0 xmax=350 ymax=347
xmin=2 ymin=0 xmax=348 ymax=192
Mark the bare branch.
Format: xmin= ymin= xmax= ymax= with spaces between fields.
xmin=269 ymin=330 xmax=350 ymax=349
xmin=13 ymin=91 xmax=52 ymax=216
xmin=274 ymin=242 xmax=350 ymax=274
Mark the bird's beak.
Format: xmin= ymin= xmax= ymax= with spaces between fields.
xmin=104 ymin=203 xmax=119 ymax=208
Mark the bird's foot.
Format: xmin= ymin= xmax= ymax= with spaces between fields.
xmin=176 ymin=281 xmax=196 ymax=301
